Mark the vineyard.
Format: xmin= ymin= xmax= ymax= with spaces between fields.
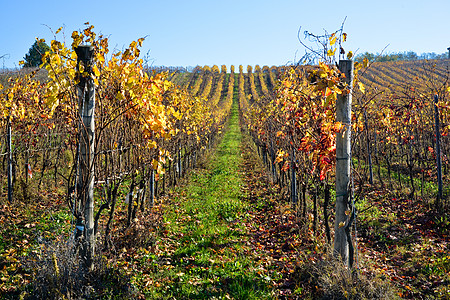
xmin=0 ymin=26 xmax=449 ymax=299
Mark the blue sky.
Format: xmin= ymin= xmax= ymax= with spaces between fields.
xmin=1 ymin=0 xmax=449 ymax=68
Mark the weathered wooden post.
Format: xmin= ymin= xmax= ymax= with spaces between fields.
xmin=290 ymin=148 xmax=297 ymax=205
xmin=364 ymin=109 xmax=373 ymax=184
xmin=7 ymin=115 xmax=13 ymax=203
xmin=177 ymin=145 xmax=182 ymax=178
xmin=149 ymin=168 xmax=155 ymax=207
xmin=75 ymin=45 xmax=96 ymax=271
xmin=334 ymin=59 xmax=354 ymax=267
xmin=434 ymin=94 xmax=443 ymax=207
xmin=271 ymin=145 xmax=277 ymax=183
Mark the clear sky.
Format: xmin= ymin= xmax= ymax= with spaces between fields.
xmin=1 ymin=0 xmax=449 ymax=69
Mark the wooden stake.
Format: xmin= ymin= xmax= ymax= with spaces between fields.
xmin=434 ymin=94 xmax=443 ymax=207
xmin=334 ymin=59 xmax=353 ymax=267
xmin=75 ymin=45 xmax=96 ymax=271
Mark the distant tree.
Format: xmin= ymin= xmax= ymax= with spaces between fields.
xmin=355 ymin=50 xmax=446 ymax=63
xmin=354 ymin=52 xmax=376 ymax=62
xmin=405 ymin=51 xmax=418 ymax=60
xmin=419 ymin=52 xmax=447 ymax=60
xmin=23 ymin=40 xmax=50 ymax=67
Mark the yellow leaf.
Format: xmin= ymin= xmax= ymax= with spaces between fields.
xmin=148 ymin=140 xmax=157 ymax=149
xmin=92 ymin=64 xmax=100 ymax=77
xmin=152 ymin=159 xmax=158 ymax=170
xmin=363 ymin=58 xmax=369 ymax=68
xmin=70 ymin=51 xmax=77 ymax=61
xmin=173 ymin=110 xmax=182 ymax=120
xmin=327 ymin=48 xmax=336 ymax=57
xmin=329 ymin=34 xmax=337 ymax=46
xmin=157 ymin=163 xmax=165 ymax=175
xmin=324 ymin=91 xmax=337 ymax=107
xmin=116 ymin=91 xmax=124 ymax=101
xmin=346 ymin=51 xmax=353 ymax=60
xmin=55 ymin=27 xmax=63 ymax=35
xmin=339 ymin=221 xmax=345 ymax=228
xmin=342 ymin=33 xmax=347 ymax=42
xmin=358 ymin=82 xmax=365 ymax=94
xmin=96 ymin=53 xmax=105 ymax=63
xmin=68 ymin=68 xmax=76 ymax=79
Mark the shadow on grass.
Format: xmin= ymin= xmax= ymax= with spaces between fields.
xmin=159 ymin=271 xmax=273 ymax=300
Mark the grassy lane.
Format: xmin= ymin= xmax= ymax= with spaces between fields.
xmin=136 ymin=101 xmax=278 ymax=299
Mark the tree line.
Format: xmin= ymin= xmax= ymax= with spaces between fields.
xmin=355 ymin=50 xmax=448 ymax=62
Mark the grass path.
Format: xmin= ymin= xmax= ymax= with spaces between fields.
xmin=137 ymin=101 xmax=280 ymax=299
xmin=132 ymin=96 xmax=450 ymax=299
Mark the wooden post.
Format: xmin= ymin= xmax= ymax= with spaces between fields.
xmin=177 ymin=146 xmax=181 ymax=179
xmin=162 ymin=164 xmax=166 ymax=195
xmin=75 ymin=45 xmax=96 ymax=270
xmin=434 ymin=94 xmax=443 ymax=207
xmin=364 ymin=110 xmax=373 ymax=184
xmin=7 ymin=117 xmax=12 ymax=203
xmin=334 ymin=60 xmax=353 ymax=267
xmin=271 ymin=146 xmax=277 ymax=183
xmin=291 ymin=148 xmax=297 ymax=204
xmin=263 ymin=147 xmax=268 ymax=166
xmin=149 ymin=168 xmax=155 ymax=207
xmin=169 ymin=160 xmax=173 ymax=186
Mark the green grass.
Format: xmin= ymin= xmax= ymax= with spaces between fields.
xmin=352 ymin=156 xmax=448 ymax=201
xmin=133 ymin=100 xmax=276 ymax=299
